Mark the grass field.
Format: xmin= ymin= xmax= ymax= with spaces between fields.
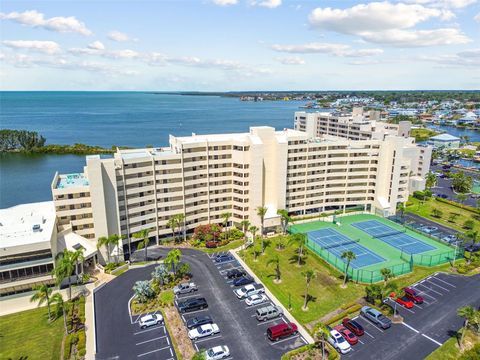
xmin=289 ymin=214 xmax=454 ymax=282
xmin=406 ymin=197 xmax=480 ymax=233
xmin=426 ymin=329 xmax=480 ymax=360
xmin=0 ymin=306 xmax=64 ymax=360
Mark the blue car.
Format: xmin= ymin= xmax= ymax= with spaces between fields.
xmin=233 ymin=276 xmax=254 ymax=286
xmin=214 ymin=254 xmax=234 ymax=263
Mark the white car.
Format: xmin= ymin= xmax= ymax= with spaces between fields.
xmin=328 ymin=330 xmax=352 ymax=354
xmin=234 ymin=284 xmax=264 ymax=299
xmin=173 ymin=282 xmax=198 ymax=295
xmin=205 ymin=345 xmax=230 ymax=360
xmin=188 ymin=323 xmax=220 ymax=340
xmin=138 ymin=314 xmax=163 ymax=329
xmin=245 ymin=294 xmax=267 ymax=306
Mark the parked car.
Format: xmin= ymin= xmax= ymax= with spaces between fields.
xmin=442 ymin=234 xmax=457 ymax=243
xmin=186 ymin=315 xmax=213 ymax=330
xmin=204 ymin=345 xmax=230 ymax=360
xmin=393 ymin=296 xmax=414 ymax=309
xmin=173 ymin=282 xmax=198 ymax=295
xmin=233 ymin=275 xmax=254 ymax=286
xmin=403 ymin=287 xmax=424 ymax=304
xmin=333 ymin=325 xmax=358 ymax=345
xmin=465 ymin=243 xmax=480 ymax=253
xmin=342 ymin=318 xmax=364 ymax=336
xmin=206 ymin=241 xmax=219 ymax=249
xmin=138 ymin=314 xmax=163 ymax=329
xmin=328 ymin=330 xmax=352 ymax=354
xmin=360 ymin=306 xmax=392 ymax=329
xmin=421 ymin=226 xmax=438 ymax=234
xmin=234 ymin=284 xmax=264 ymax=299
xmin=437 ymin=194 xmax=448 ymax=199
xmin=178 ymin=297 xmax=208 ymax=313
xmin=226 ymin=269 xmax=246 ymax=279
xmin=214 ymin=254 xmax=234 ymax=263
xmin=245 ymin=294 xmax=267 ymax=306
xmin=188 ymin=323 xmax=220 ymax=340
xmin=256 ymin=305 xmax=283 ymax=322
xmin=267 ymin=322 xmax=298 ymax=341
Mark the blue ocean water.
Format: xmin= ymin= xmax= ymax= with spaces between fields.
xmin=0 ymin=92 xmax=307 ymax=207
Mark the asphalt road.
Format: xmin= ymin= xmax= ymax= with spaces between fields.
xmin=341 ymin=272 xmax=480 ymax=360
xmin=431 ymin=165 xmax=478 ymax=207
xmin=95 ymin=247 xmax=306 ymax=360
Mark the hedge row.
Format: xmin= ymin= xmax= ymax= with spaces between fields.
xmin=326 ymin=304 xmax=362 ymax=326
xmin=435 ymin=197 xmax=480 ymax=215
xmin=280 ymin=344 xmax=339 ymax=360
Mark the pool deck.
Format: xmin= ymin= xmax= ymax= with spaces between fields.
xmin=56 ymin=173 xmax=89 ymax=189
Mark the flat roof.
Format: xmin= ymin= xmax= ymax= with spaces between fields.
xmin=430 ymin=133 xmax=460 ymax=141
xmin=56 ymin=173 xmax=89 ymax=189
xmin=0 ymin=201 xmax=55 ymax=248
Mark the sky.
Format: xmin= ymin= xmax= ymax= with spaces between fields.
xmin=0 ymin=0 xmax=479 ymax=91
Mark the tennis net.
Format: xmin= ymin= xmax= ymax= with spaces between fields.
xmin=373 ymin=229 xmax=405 ymax=239
xmin=321 ymin=239 xmax=359 ymax=250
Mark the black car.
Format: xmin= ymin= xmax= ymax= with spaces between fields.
xmin=233 ymin=275 xmax=254 ymax=287
xmin=214 ymin=254 xmax=234 ymax=263
xmin=177 ymin=297 xmax=208 ymax=313
xmin=186 ymin=315 xmax=213 ymax=329
xmin=226 ymin=269 xmax=246 ymax=279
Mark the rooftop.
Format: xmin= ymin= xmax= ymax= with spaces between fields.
xmin=430 ymin=133 xmax=460 ymax=141
xmin=0 ymin=201 xmax=56 ymax=249
xmin=56 ymin=173 xmax=89 ymax=189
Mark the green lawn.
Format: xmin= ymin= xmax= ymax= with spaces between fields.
xmin=406 ymin=197 xmax=480 ymax=233
xmin=0 ymin=306 xmax=64 ymax=360
xmin=197 ymin=239 xmax=244 ymax=254
xmin=426 ymin=329 xmax=479 ymax=360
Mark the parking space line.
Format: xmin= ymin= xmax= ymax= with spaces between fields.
xmin=402 ymin=322 xmax=420 ymax=333
xmin=426 ymin=279 xmax=450 ymax=292
xmin=193 ymin=334 xmax=222 ymax=344
xmin=256 ymin=318 xmax=287 ymax=326
xmin=415 ymin=283 xmax=444 ymax=296
xmin=176 ymin=293 xmax=202 ymax=300
xmin=135 ymin=335 xmax=167 ymax=346
xmin=133 ymin=325 xmax=165 ymax=335
xmin=364 ymin=330 xmax=375 ymax=339
xmin=244 ymin=302 xmax=270 ymax=309
xmin=179 ymin=308 xmax=209 ymax=315
xmin=422 ymin=334 xmax=442 ymax=346
xmin=411 ymin=287 xmax=436 ymax=300
xmin=358 ymin=339 xmax=365 ymax=344
xmin=431 ymin=276 xmax=456 ymax=288
xmin=269 ymin=335 xmax=300 ymax=346
xmin=137 ymin=345 xmax=171 ymax=358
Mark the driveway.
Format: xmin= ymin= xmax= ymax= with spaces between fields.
xmin=342 ymin=272 xmax=480 ymax=360
xmin=95 ymin=247 xmax=307 ymax=359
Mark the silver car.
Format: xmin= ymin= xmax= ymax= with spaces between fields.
xmin=173 ymin=282 xmax=198 ymax=295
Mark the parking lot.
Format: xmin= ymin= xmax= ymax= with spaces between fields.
xmin=339 ymin=272 xmax=480 ymax=360
xmin=174 ymin=250 xmax=308 ymax=358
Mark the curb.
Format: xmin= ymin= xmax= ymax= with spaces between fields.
xmin=230 ymin=246 xmax=315 ymax=344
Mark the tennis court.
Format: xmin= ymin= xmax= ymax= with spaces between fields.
xmin=307 ymin=228 xmax=386 ymax=269
xmin=352 ymin=220 xmax=436 ymax=254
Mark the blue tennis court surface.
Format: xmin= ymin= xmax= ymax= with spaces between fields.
xmin=307 ymin=228 xmax=385 ymax=269
xmin=352 ymin=220 xmax=436 ymax=254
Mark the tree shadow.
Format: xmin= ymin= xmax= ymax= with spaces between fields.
xmin=301 ymin=294 xmax=317 ymax=308
xmin=288 ymin=254 xmax=307 ymax=266
xmin=447 ymin=329 xmax=461 ymax=347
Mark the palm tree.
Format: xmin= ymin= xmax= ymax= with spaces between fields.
xmin=458 ymin=306 xmax=476 ymax=348
xmin=53 ymin=249 xmax=76 ymax=300
xmin=165 ymin=248 xmax=181 ymax=274
xmin=257 ymin=205 xmax=268 ymax=240
xmin=313 ymin=323 xmax=331 ymax=360
xmin=380 ymin=268 xmax=393 ymax=285
xmin=167 ymin=217 xmax=177 ymax=242
xmin=277 ymin=209 xmax=292 ymax=235
xmin=396 ymin=202 xmax=406 ymax=221
xmin=133 ymin=229 xmax=150 ymax=262
xmin=108 ymin=234 xmax=122 ymax=263
xmin=221 ymin=212 xmax=232 ymax=240
xmin=288 ymin=233 xmax=306 ymax=266
xmin=301 ymin=269 xmax=315 ymax=310
xmin=425 ymin=171 xmax=437 ymax=190
xmin=267 ymin=255 xmax=281 ymax=283
xmin=175 ymin=213 xmax=186 ymax=242
xmin=341 ymin=251 xmax=356 ymax=286
xmin=50 ymin=292 xmax=68 ymax=334
xmin=30 ymin=284 xmax=52 ymax=321
xmin=97 ymin=236 xmax=111 ymax=263
xmin=71 ymin=248 xmax=85 ymax=284
xmin=240 ymin=220 xmax=250 ymax=248
xmin=249 ymin=225 xmax=258 ymax=240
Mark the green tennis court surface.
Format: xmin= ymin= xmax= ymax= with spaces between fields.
xmin=290 ymin=214 xmax=458 ymax=283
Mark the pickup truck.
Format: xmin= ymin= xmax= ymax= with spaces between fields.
xmin=234 ymin=284 xmax=264 ymax=299
xmin=360 ymin=306 xmax=392 ymax=329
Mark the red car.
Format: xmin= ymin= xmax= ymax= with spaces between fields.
xmin=342 ymin=318 xmax=364 ymax=336
xmin=403 ymin=287 xmax=424 ymax=304
xmin=394 ymin=296 xmax=414 ymax=309
xmin=334 ymin=325 xmax=359 ymax=345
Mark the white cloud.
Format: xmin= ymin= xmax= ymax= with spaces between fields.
xmin=0 ymin=10 xmax=92 ymax=35
xmin=475 ymin=12 xmax=480 ymax=22
xmin=103 ymin=49 xmax=139 ymax=59
xmin=276 ymin=56 xmax=305 ymax=65
xmin=250 ymin=0 xmax=282 ymax=8
xmin=88 ymin=41 xmax=105 ymax=50
xmin=212 ymin=0 xmax=238 ymax=5
xmin=2 ymin=40 xmax=61 ymax=54
xmin=69 ymin=45 xmax=138 ymax=59
xmin=307 ymin=2 xmax=472 ymax=47
xmin=107 ymin=30 xmax=136 ymax=42
xmin=405 ymin=0 xmax=477 ymax=9
xmin=272 ymin=42 xmax=384 ymax=57
xmin=419 ymin=49 xmax=480 ymax=66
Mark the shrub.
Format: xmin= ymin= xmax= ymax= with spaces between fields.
xmin=192 ymin=224 xmax=222 ymax=242
xmin=464 ymin=220 xmax=475 ymax=230
xmin=78 ymin=296 xmax=86 ymax=323
xmin=77 ymin=330 xmax=86 ymax=356
xmin=413 ymin=191 xmax=426 ymax=200
xmin=132 ymin=280 xmax=155 ymax=303
xmin=192 ymin=351 xmax=206 ymax=360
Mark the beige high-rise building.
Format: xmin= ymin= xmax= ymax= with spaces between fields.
xmin=51 ymin=125 xmax=431 ymax=263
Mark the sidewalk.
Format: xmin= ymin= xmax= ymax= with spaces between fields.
xmin=230 ymin=247 xmax=315 ymax=344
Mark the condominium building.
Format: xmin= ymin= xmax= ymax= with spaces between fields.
xmin=294 ymin=109 xmax=411 ymax=140
xmin=51 ymin=126 xmax=431 ymax=263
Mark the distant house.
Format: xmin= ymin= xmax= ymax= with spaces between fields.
xmin=428 ymin=133 xmax=461 ymax=149
xmin=457 ymin=111 xmax=478 ymax=126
